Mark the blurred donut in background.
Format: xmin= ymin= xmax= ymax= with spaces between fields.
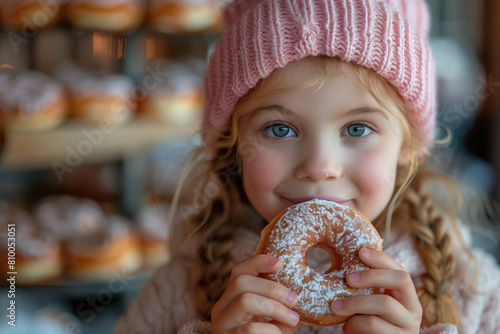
xmin=148 ymin=0 xmax=222 ymax=34
xmin=1 ymin=0 xmax=64 ymax=31
xmin=35 ymin=196 xmax=143 ymax=280
xmin=0 ymin=202 xmax=64 ymax=284
xmin=0 ymin=71 xmax=68 ymax=132
xmin=55 ymin=63 xmax=135 ymax=126
xmin=66 ymin=0 xmax=145 ymax=33
xmin=137 ymin=60 xmax=204 ymax=124
xmin=135 ymin=203 xmax=170 ymax=268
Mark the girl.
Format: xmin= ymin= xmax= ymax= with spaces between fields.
xmin=116 ymin=0 xmax=500 ymax=333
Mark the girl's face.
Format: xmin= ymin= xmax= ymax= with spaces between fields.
xmin=238 ymin=59 xmax=406 ymax=223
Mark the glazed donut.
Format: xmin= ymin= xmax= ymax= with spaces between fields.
xmin=256 ymin=199 xmax=383 ymax=326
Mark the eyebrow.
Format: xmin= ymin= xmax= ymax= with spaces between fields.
xmin=249 ymin=105 xmax=295 ymax=119
xmin=249 ymin=105 xmax=389 ymax=119
xmin=344 ymin=107 xmax=389 ymax=119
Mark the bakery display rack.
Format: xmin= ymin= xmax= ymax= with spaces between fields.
xmin=1 ymin=117 xmax=198 ymax=170
xmin=0 ymin=1 xmax=222 ymax=333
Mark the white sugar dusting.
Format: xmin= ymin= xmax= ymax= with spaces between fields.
xmin=261 ymin=199 xmax=382 ymax=321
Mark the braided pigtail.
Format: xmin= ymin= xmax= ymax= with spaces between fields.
xmin=194 ymin=224 xmax=237 ymax=317
xmin=168 ymin=133 xmax=247 ymax=318
xmin=401 ymin=177 xmax=460 ymax=327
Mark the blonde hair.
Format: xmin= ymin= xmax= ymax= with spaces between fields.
xmin=171 ymin=56 xmax=464 ymax=325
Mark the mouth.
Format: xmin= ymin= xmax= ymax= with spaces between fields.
xmin=283 ymin=196 xmax=352 ymax=205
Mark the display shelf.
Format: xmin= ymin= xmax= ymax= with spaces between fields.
xmin=12 ymin=270 xmax=152 ymax=298
xmin=1 ymin=117 xmax=198 ymax=171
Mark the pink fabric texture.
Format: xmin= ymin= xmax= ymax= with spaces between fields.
xmin=203 ymin=0 xmax=436 ymax=149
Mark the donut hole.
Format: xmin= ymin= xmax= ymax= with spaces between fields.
xmin=305 ymin=243 xmax=343 ymax=274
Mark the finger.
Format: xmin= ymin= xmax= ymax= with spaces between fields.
xmin=331 ymin=294 xmax=417 ymax=329
xmin=358 ymin=248 xmax=405 ymax=271
xmin=226 ymin=275 xmax=298 ymax=308
xmin=346 ymin=268 xmax=420 ymax=312
xmin=343 ymin=314 xmax=400 ymax=334
xmin=230 ymin=254 xmax=282 ymax=281
xmin=227 ymin=322 xmax=282 ymax=334
xmin=212 ymin=255 xmax=292 ymax=321
xmin=212 ymin=274 xmax=298 ymax=321
xmin=215 ymin=293 xmax=300 ymax=331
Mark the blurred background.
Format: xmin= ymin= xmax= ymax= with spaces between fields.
xmin=0 ymin=0 xmax=498 ymax=333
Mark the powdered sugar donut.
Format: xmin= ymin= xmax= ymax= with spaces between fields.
xmin=256 ymin=199 xmax=383 ymax=326
xmin=136 ymin=203 xmax=170 ymax=268
xmin=64 ymin=215 xmax=143 ymax=280
xmin=35 ymin=195 xmax=143 ymax=280
xmin=55 ymin=63 xmax=135 ymax=125
xmin=138 ymin=60 xmax=204 ymax=124
xmin=0 ymin=202 xmax=63 ymax=284
xmin=148 ymin=0 xmax=222 ymax=33
xmin=0 ymin=72 xmax=67 ymax=131
xmin=66 ymin=0 xmax=145 ymax=33
xmin=1 ymin=0 xmax=63 ymax=31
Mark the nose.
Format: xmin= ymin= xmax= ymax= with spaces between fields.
xmin=293 ymin=140 xmax=343 ymax=181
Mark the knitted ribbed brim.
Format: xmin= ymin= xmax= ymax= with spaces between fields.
xmin=203 ymin=0 xmax=436 ymax=151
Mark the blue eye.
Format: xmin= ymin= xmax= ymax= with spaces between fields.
xmin=263 ymin=124 xmax=297 ymax=138
xmin=345 ymin=124 xmax=372 ymax=137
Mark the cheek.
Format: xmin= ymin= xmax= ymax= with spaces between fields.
xmin=241 ymin=150 xmax=284 ymax=196
xmin=354 ymin=149 xmax=398 ymax=195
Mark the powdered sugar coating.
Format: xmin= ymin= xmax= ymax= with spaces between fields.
xmin=1 ymin=72 xmax=65 ymax=116
xmin=257 ymin=199 xmax=382 ymax=325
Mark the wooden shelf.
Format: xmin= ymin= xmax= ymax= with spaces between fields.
xmin=1 ymin=118 xmax=198 ymax=170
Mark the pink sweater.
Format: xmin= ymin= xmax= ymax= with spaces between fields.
xmin=115 ymin=221 xmax=500 ymax=334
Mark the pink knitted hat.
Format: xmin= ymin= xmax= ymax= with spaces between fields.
xmin=203 ymin=0 xmax=436 ymax=150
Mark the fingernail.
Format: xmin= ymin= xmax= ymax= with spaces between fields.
xmin=349 ymin=272 xmax=360 ymax=282
xmin=289 ymin=309 xmax=299 ymax=322
xmin=333 ymin=299 xmax=343 ymax=310
xmin=286 ymin=290 xmax=297 ymax=303
xmin=361 ymin=248 xmax=373 ymax=257
xmin=268 ymin=257 xmax=280 ymax=265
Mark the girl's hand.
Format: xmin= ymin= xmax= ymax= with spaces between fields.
xmin=211 ymin=254 xmax=302 ymax=334
xmin=331 ymin=248 xmax=423 ymax=333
